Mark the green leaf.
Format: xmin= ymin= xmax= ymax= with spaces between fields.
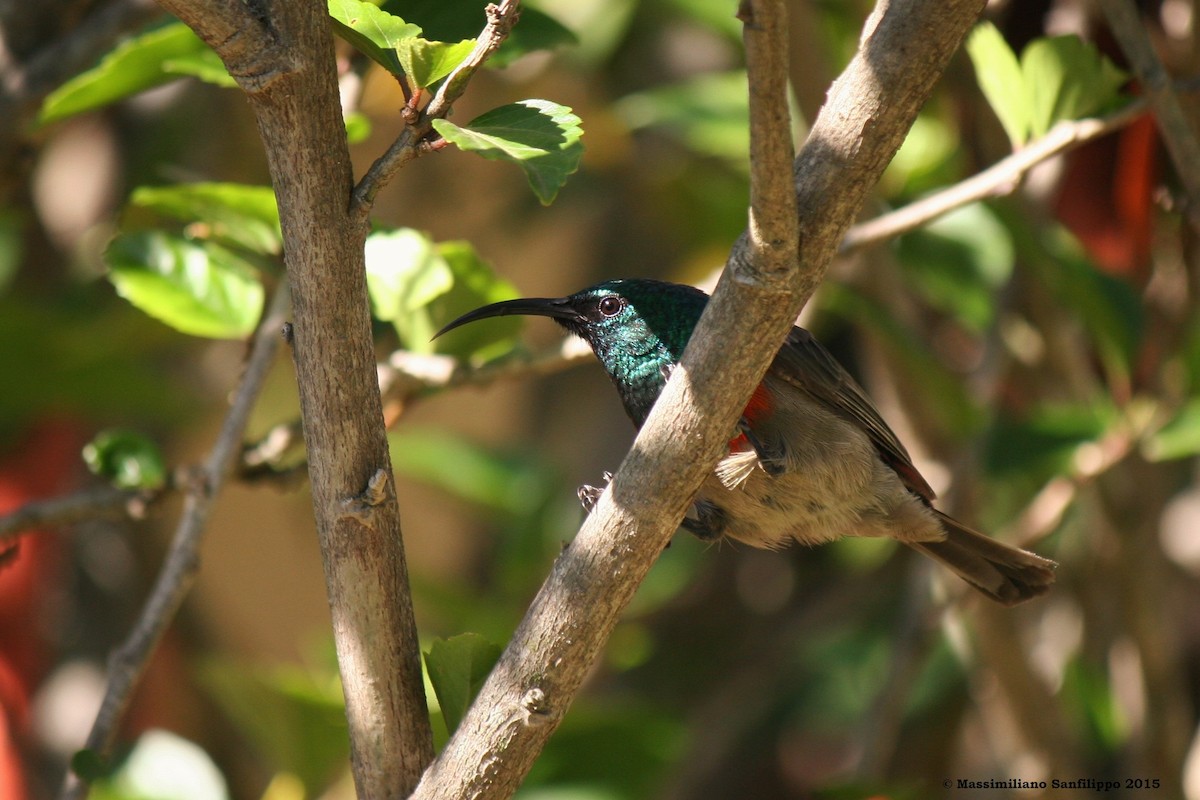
xmin=968 ymin=23 xmax=1128 ymax=146
xmin=1037 ymin=226 xmax=1144 ymax=371
xmin=1061 ymin=657 xmax=1129 ymax=752
xmin=424 ymin=240 xmax=521 ymax=358
xmin=424 ymin=633 xmax=502 ymax=734
xmin=966 ymin=22 xmax=1028 ymax=145
xmin=396 ymin=37 xmax=476 ymax=89
xmin=1023 ymin=35 xmax=1128 ymax=139
xmin=365 ymin=228 xmax=519 ymax=356
xmin=82 ymin=430 xmax=167 ymax=491
xmin=493 ymin=6 xmax=577 ymax=66
xmin=433 ymin=99 xmax=584 ymax=204
xmin=105 ymin=231 xmax=265 ymax=339
xmin=365 ymin=228 xmax=454 ymax=351
xmin=129 ymin=183 xmax=282 ymax=255
xmin=344 ymin=110 xmax=373 ymax=144
xmin=0 ymin=210 xmax=20 ymax=297
xmin=40 ymin=22 xmax=231 ymax=125
xmin=328 ymin=0 xmax=421 ymax=77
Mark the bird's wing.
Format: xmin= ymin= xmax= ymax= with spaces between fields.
xmin=769 ymin=327 xmax=937 ymax=501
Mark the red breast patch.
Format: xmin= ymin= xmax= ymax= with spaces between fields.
xmin=729 ymin=383 xmax=775 ymax=452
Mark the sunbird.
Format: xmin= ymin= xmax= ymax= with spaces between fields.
xmin=437 ymin=279 xmax=1056 ymax=605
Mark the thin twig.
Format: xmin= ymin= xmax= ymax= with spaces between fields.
xmin=1097 ymin=0 xmax=1200 ymax=226
xmin=840 ymin=98 xmax=1151 ymax=253
xmin=349 ymin=0 xmax=521 ymax=219
xmin=61 ymin=282 xmax=291 ymax=800
xmin=0 ymin=486 xmax=157 ymax=544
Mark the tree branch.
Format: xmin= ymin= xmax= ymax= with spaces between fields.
xmin=840 ymin=98 xmax=1151 ymax=253
xmin=349 ymin=0 xmax=521 ymax=220
xmin=158 ymin=1 xmax=437 ymax=796
xmin=409 ymin=0 xmax=984 ymax=796
xmin=61 ymin=283 xmax=291 ymax=800
xmin=0 ymin=485 xmax=156 ymax=544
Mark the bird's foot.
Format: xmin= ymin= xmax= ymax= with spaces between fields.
xmin=681 ymin=500 xmax=727 ymax=541
xmin=577 ymin=471 xmax=614 ymax=513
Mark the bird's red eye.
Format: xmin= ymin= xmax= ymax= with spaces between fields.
xmin=598 ymin=296 xmax=623 ymax=317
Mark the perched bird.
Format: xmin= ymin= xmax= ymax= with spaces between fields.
xmin=436 ymin=279 xmax=1056 ymax=605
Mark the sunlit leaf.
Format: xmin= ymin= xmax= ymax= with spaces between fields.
xmin=82 ymin=429 xmax=167 ymax=490
xmin=396 ymin=37 xmax=476 ymax=89
xmin=105 ymin=231 xmax=265 ymax=339
xmin=344 ymin=110 xmax=373 ymax=144
xmin=328 ymin=0 xmax=421 ymax=76
xmin=966 ymin=22 xmax=1028 ymax=145
xmin=425 ymin=240 xmax=520 ymax=358
xmin=40 ymin=22 xmax=230 ymax=125
xmin=424 ymin=634 xmax=502 ymax=734
xmin=433 ymin=100 xmax=584 ymax=204
xmin=365 ymin=228 xmax=453 ymax=351
xmin=967 ymin=22 xmax=1128 ymax=146
xmin=366 ymin=228 xmax=519 ymax=356
xmin=129 ymin=183 xmax=281 ymax=255
xmin=1023 ymin=35 xmax=1127 ymax=138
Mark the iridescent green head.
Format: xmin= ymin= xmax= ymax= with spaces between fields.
xmin=436 ymin=279 xmax=710 ymax=426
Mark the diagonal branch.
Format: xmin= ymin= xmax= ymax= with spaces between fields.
xmin=840 ymin=97 xmax=1151 ymax=252
xmin=61 ymin=283 xmax=292 ymax=800
xmin=409 ymin=0 xmax=985 ymax=797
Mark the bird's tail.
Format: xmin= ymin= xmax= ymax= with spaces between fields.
xmin=910 ymin=511 xmax=1057 ymax=606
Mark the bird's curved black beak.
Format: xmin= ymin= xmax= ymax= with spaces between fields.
xmin=433 ymin=296 xmax=579 ymax=339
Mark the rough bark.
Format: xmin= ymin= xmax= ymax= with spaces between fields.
xmin=154 ymin=1 xmax=435 ymax=797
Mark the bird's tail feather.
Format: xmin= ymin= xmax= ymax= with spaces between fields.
xmin=910 ymin=511 xmax=1056 ymax=606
